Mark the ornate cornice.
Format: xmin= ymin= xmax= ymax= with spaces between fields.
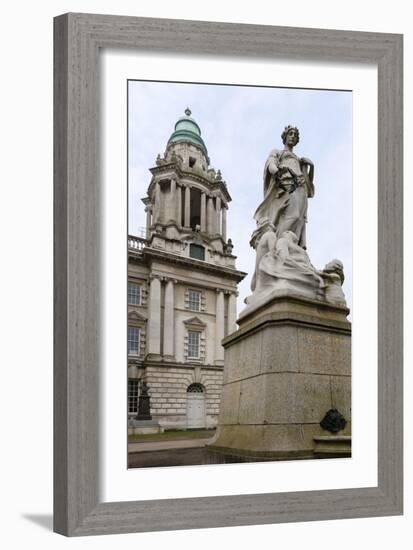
xmin=142 ymin=358 xmax=224 ymax=372
xmin=142 ymin=247 xmax=247 ymax=282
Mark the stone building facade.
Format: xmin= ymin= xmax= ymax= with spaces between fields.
xmin=128 ymin=109 xmax=246 ymax=430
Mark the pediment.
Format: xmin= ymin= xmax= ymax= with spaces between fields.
xmin=183 ymin=316 xmax=206 ymax=327
xmin=190 ymin=232 xmax=204 ymax=245
xmin=128 ymin=310 xmax=147 ymax=322
xmin=181 ymin=234 xmax=209 ymax=245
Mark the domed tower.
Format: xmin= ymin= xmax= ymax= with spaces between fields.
xmin=143 ymin=107 xmax=235 ymax=263
xmin=127 ymin=109 xmax=246 ymax=432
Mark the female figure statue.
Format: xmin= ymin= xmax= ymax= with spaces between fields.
xmin=243 ymin=125 xmax=347 ymax=312
xmin=254 ymin=126 xmax=314 ymax=249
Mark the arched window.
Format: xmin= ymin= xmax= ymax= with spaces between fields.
xmin=189 ymin=243 xmax=205 ymax=261
xmin=187 ymin=383 xmax=205 ymax=393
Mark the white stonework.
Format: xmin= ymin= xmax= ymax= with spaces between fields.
xmin=128 ymin=109 xmax=246 ymax=429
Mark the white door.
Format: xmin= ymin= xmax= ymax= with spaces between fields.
xmin=187 ymin=392 xmax=206 ymax=428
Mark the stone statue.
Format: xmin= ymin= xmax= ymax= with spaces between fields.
xmin=243 ymin=126 xmax=348 ymax=312
xmin=247 ymin=228 xmax=325 ymax=304
xmin=254 ymin=125 xmax=314 ymax=249
xmin=321 ymin=259 xmax=347 ymax=307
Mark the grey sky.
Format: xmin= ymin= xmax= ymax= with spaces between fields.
xmin=128 ymin=80 xmax=352 ymax=312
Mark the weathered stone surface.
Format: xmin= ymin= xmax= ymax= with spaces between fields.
xmin=297 ymin=328 xmax=351 ymax=375
xmin=222 ymin=330 xmax=263 ymax=384
xmin=330 ymin=375 xmax=352 ymax=420
xmin=260 ymin=325 xmax=300 ymax=373
xmin=237 ymin=376 xmax=267 ymax=424
xmin=263 ymin=372 xmax=332 ymax=424
xmin=218 ymin=382 xmax=241 ymax=424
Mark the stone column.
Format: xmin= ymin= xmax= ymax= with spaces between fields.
xmin=222 ymin=205 xmax=227 ymax=242
xmin=184 ymin=185 xmax=191 ymax=228
xmin=169 ymin=178 xmax=176 ymax=223
xmin=177 ymin=185 xmax=182 ymax=227
xmin=153 ymin=181 xmax=161 ymax=223
xmin=145 ymin=206 xmax=152 ymax=236
xmin=147 ymin=275 xmax=161 ymax=356
xmin=200 ymin=192 xmax=207 ymax=232
xmin=207 ymin=195 xmax=214 ymax=234
xmin=163 ymin=278 xmax=175 ymax=359
xmin=227 ymin=291 xmax=237 ymax=335
xmin=215 ymin=289 xmax=225 ymax=364
xmin=216 ymin=196 xmax=221 ymax=235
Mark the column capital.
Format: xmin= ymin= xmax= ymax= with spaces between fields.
xmin=215 ymin=287 xmax=224 ymax=294
xmin=149 ymin=274 xmax=162 ymax=282
xmin=163 ymin=276 xmax=178 ymax=284
xmin=224 ymin=289 xmax=238 ymax=296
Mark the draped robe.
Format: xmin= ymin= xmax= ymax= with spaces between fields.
xmin=253 ymin=148 xmax=314 ymax=249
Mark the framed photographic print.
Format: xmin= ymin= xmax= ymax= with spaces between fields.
xmin=126 ymin=80 xmax=353 ymax=469
xmin=54 ymin=13 xmax=403 ymax=536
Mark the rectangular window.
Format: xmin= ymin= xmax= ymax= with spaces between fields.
xmin=189 ymin=243 xmax=205 ymax=261
xmin=128 ymin=379 xmax=139 ymax=414
xmin=188 ymin=289 xmax=201 ymax=311
xmin=128 ymin=282 xmax=141 ymax=305
xmin=187 ymin=330 xmax=201 ymax=359
xmin=128 ymin=326 xmax=140 ymax=355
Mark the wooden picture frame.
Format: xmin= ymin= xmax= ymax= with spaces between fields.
xmin=54 ymin=13 xmax=403 ymax=536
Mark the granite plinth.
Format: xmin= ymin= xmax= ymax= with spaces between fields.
xmin=209 ymin=293 xmax=351 ymax=459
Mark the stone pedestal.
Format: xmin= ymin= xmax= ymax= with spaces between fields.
xmin=128 ymin=419 xmax=163 ymax=436
xmin=209 ymin=291 xmax=351 ymax=459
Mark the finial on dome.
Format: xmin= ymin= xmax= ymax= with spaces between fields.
xmin=185 ymin=107 xmax=192 ymax=116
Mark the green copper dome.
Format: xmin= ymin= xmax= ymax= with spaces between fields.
xmin=167 ymin=108 xmax=208 ymax=156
